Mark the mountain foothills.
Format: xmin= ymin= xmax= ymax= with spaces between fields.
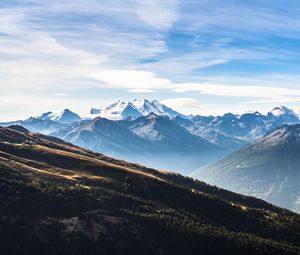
xmin=0 ymin=126 xmax=300 ymax=255
xmin=192 ymin=124 xmax=300 ymax=213
xmin=1 ymin=100 xmax=299 ymax=174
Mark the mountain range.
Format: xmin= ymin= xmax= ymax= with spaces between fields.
xmin=90 ymin=98 xmax=185 ymax=120
xmin=1 ymin=125 xmax=300 ymax=255
xmin=52 ymin=114 xmax=223 ymax=174
xmin=1 ymin=100 xmax=299 ymax=174
xmin=192 ymin=124 xmax=300 ymax=213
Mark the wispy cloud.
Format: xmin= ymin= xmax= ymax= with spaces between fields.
xmin=178 ymin=1 xmax=300 ymax=38
xmin=135 ymin=0 xmax=179 ymax=30
xmin=129 ymin=89 xmax=156 ymax=93
xmin=161 ymin=98 xmax=206 ymax=115
xmin=1 ymin=0 xmax=300 ymax=120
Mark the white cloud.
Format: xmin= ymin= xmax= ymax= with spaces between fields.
xmin=179 ymin=1 xmax=300 ymax=38
xmin=139 ymin=48 xmax=292 ymax=79
xmin=0 ymin=8 xmax=110 ymax=92
xmin=91 ymin=70 xmax=172 ymax=90
xmin=128 ymin=89 xmax=156 ymax=93
xmin=241 ymin=98 xmax=300 ymax=104
xmin=89 ymin=69 xmax=300 ymax=103
xmin=2 ymin=0 xmax=300 ymax=120
xmin=135 ymin=0 xmax=179 ymax=30
xmin=161 ymin=98 xmax=206 ymax=115
xmin=0 ymin=1 xmax=171 ymax=94
xmin=172 ymin=83 xmax=300 ymax=99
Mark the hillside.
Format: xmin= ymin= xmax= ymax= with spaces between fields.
xmin=0 ymin=125 xmax=300 ymax=254
xmin=192 ymin=124 xmax=300 ymax=213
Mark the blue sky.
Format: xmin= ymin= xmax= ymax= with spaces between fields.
xmin=1 ymin=0 xmax=300 ymax=120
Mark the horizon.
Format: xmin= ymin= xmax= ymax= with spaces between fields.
xmin=1 ymin=98 xmax=298 ymax=122
xmin=1 ymin=1 xmax=300 ymax=121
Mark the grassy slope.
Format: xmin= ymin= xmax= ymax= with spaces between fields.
xmin=0 ymin=126 xmax=300 ymax=255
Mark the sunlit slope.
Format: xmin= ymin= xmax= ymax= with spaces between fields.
xmin=1 ymin=125 xmax=300 ymax=255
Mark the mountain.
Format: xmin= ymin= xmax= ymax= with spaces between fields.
xmin=1 ymin=104 xmax=299 ymax=174
xmin=0 ymin=108 xmax=81 ymax=134
xmin=132 ymin=99 xmax=183 ymax=118
xmin=119 ymin=114 xmax=224 ymax=172
xmin=54 ymin=115 xmax=224 ymax=174
xmin=1 ymin=125 xmax=300 ymax=255
xmin=0 ymin=117 xmax=67 ymax=135
xmin=36 ymin=108 xmax=82 ymax=124
xmin=0 ymin=109 xmax=81 ymax=135
xmin=182 ymin=107 xmax=300 ymax=151
xmin=90 ymin=99 xmax=185 ymax=120
xmin=191 ymin=124 xmax=300 ymax=213
xmin=52 ymin=117 xmax=149 ymax=164
xmin=190 ymin=112 xmax=271 ymax=142
xmin=268 ymin=106 xmax=300 ymax=125
xmin=91 ymin=101 xmax=143 ymax=120
xmin=176 ymin=115 xmax=246 ymax=151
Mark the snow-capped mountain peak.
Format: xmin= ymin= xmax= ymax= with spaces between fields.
xmin=120 ymin=102 xmax=143 ymax=119
xmin=35 ymin=109 xmax=82 ymax=124
xmin=36 ymin=111 xmax=54 ymax=121
xmin=132 ymin=98 xmax=149 ymax=108
xmin=268 ymin=106 xmax=299 ymax=124
xmin=52 ymin=109 xmax=78 ymax=123
xmin=269 ymin=106 xmax=298 ymax=117
xmin=96 ymin=101 xmax=140 ymax=120
xmin=105 ymin=101 xmax=126 ymax=111
xmin=132 ymin=98 xmax=158 ymax=115
xmin=151 ymin=100 xmax=164 ymax=111
xmin=90 ymin=99 xmax=185 ymax=120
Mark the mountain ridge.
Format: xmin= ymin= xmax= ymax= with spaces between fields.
xmin=1 ymin=102 xmax=299 ymax=174
xmin=54 ymin=115 xmax=224 ymax=174
xmin=90 ymin=99 xmax=185 ymax=120
xmin=191 ymin=124 xmax=300 ymax=213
